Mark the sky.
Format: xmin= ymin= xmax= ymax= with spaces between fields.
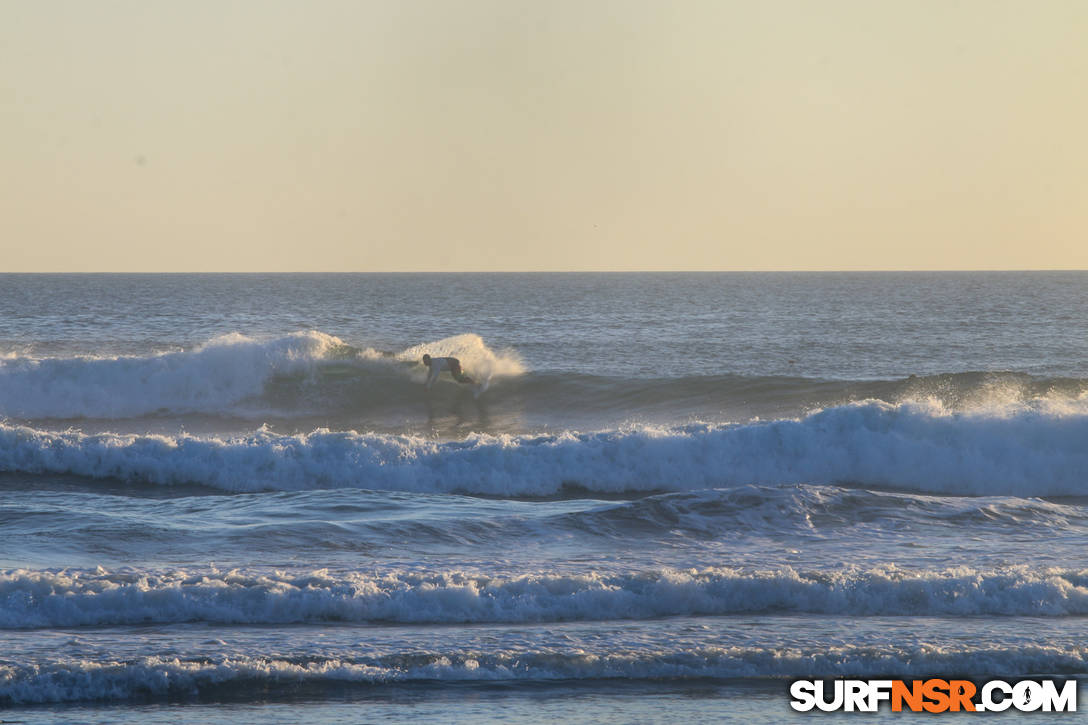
xmin=2 ymin=0 xmax=1086 ymax=272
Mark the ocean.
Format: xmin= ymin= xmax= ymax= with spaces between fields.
xmin=1 ymin=272 xmax=1086 ymax=722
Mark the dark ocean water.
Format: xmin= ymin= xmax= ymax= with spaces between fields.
xmin=1 ymin=272 xmax=1086 ymax=722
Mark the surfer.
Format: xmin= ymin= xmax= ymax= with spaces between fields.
xmin=422 ymin=354 xmax=475 ymax=389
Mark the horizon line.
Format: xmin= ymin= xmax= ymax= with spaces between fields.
xmin=2 ymin=268 xmax=1085 ymax=275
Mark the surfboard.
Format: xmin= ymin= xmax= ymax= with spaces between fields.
xmin=473 ymin=377 xmax=491 ymax=399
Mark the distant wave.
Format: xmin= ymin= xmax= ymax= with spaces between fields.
xmin=0 ymin=331 xmax=523 ymax=419
xmin=4 ymin=645 xmax=1086 ymax=704
xmin=1 ymin=330 xmax=1084 ymax=422
xmin=504 ymin=369 xmax=1088 ymax=423
xmin=6 ymin=486 xmax=1083 ymax=556
xmin=1 ymin=397 xmax=1086 ymax=496
xmin=2 ymin=486 xmax=1083 ymax=570
xmin=3 ymin=565 xmax=1088 ymax=630
xmin=551 ymin=485 xmax=1088 ymax=540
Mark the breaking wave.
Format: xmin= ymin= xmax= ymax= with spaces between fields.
xmin=3 ymin=646 xmax=1086 ymax=704
xmin=0 ymin=331 xmax=523 ymax=419
xmin=1 ymin=397 xmax=1086 ymax=496
xmin=1 ymin=330 xmax=1084 ymax=427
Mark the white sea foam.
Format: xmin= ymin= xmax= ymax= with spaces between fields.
xmin=2 ymin=565 xmax=1087 ymax=629
xmin=1 ymin=398 xmax=1086 ymax=496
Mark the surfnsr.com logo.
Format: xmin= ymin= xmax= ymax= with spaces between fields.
xmin=790 ymin=679 xmax=1077 ymax=713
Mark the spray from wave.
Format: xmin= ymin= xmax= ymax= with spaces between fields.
xmin=398 ymin=333 xmax=524 ymax=380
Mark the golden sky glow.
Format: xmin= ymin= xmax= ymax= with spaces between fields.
xmin=2 ymin=0 xmax=1086 ymax=271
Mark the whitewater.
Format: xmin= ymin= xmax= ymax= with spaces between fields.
xmin=1 ymin=272 xmax=1087 ymax=722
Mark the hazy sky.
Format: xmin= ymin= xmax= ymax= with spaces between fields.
xmin=2 ymin=0 xmax=1086 ymax=271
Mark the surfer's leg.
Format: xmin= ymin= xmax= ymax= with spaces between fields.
xmin=448 ymin=360 xmax=473 ymax=384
